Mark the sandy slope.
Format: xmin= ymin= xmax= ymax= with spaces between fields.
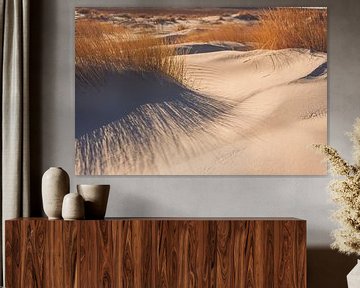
xmin=75 ymin=46 xmax=327 ymax=175
xmin=172 ymin=47 xmax=327 ymax=175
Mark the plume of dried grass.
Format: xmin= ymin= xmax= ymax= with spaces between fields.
xmin=314 ymin=118 xmax=360 ymax=256
xmin=76 ymin=19 xmax=186 ymax=85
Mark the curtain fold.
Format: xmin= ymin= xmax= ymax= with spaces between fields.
xmin=0 ymin=0 xmax=30 ymax=284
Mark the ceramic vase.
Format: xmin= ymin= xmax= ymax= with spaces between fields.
xmin=347 ymin=259 xmax=360 ymax=288
xmin=62 ymin=192 xmax=85 ymax=220
xmin=42 ymin=167 xmax=70 ymax=219
xmin=77 ymin=184 xmax=110 ymax=219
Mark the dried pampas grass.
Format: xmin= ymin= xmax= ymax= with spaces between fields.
xmin=314 ymin=118 xmax=360 ymax=256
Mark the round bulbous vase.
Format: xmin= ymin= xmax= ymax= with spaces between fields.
xmin=42 ymin=167 xmax=70 ymax=219
xmin=347 ymin=259 xmax=360 ymax=288
xmin=77 ymin=184 xmax=110 ymax=219
xmin=62 ymin=192 xmax=85 ymax=220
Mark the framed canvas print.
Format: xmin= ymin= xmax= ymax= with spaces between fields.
xmin=75 ymin=7 xmax=327 ymax=175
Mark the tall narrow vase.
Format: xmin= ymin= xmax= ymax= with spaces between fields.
xmin=42 ymin=167 xmax=70 ymax=219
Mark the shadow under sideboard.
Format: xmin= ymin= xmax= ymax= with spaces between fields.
xmin=308 ymin=248 xmax=357 ymax=288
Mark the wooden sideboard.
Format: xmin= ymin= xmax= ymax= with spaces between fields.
xmin=5 ymin=218 xmax=306 ymax=287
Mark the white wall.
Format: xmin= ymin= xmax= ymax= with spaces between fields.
xmin=30 ymin=0 xmax=360 ymax=249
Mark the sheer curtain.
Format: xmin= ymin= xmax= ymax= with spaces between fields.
xmin=0 ymin=0 xmax=30 ymax=284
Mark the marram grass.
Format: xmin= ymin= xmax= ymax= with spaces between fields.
xmin=76 ymin=20 xmax=186 ymax=85
xmin=183 ymin=8 xmax=327 ymax=52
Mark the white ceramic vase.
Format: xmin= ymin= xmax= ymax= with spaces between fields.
xmin=77 ymin=184 xmax=110 ymax=219
xmin=347 ymin=260 xmax=360 ymax=288
xmin=62 ymin=192 xmax=85 ymax=220
xmin=42 ymin=167 xmax=70 ymax=219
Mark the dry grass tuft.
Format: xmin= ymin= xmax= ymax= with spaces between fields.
xmin=252 ymin=8 xmax=327 ymax=52
xmin=76 ymin=20 xmax=186 ymax=84
xmin=182 ymin=8 xmax=327 ymax=52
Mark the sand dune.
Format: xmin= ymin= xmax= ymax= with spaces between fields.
xmin=75 ymin=47 xmax=327 ymax=175
xmin=168 ymin=48 xmax=327 ymax=175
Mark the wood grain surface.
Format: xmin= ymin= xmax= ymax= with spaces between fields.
xmin=5 ymin=218 xmax=306 ymax=287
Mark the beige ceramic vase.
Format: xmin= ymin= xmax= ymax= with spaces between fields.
xmin=62 ymin=192 xmax=85 ymax=220
xmin=42 ymin=167 xmax=70 ymax=219
xmin=77 ymin=184 xmax=110 ymax=219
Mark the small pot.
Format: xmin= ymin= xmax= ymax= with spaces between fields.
xmin=77 ymin=184 xmax=110 ymax=219
xmin=62 ymin=192 xmax=85 ymax=220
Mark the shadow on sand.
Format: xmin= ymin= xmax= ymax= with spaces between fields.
xmin=76 ymin=70 xmax=232 ymax=138
xmin=75 ymin=70 xmax=234 ymax=174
